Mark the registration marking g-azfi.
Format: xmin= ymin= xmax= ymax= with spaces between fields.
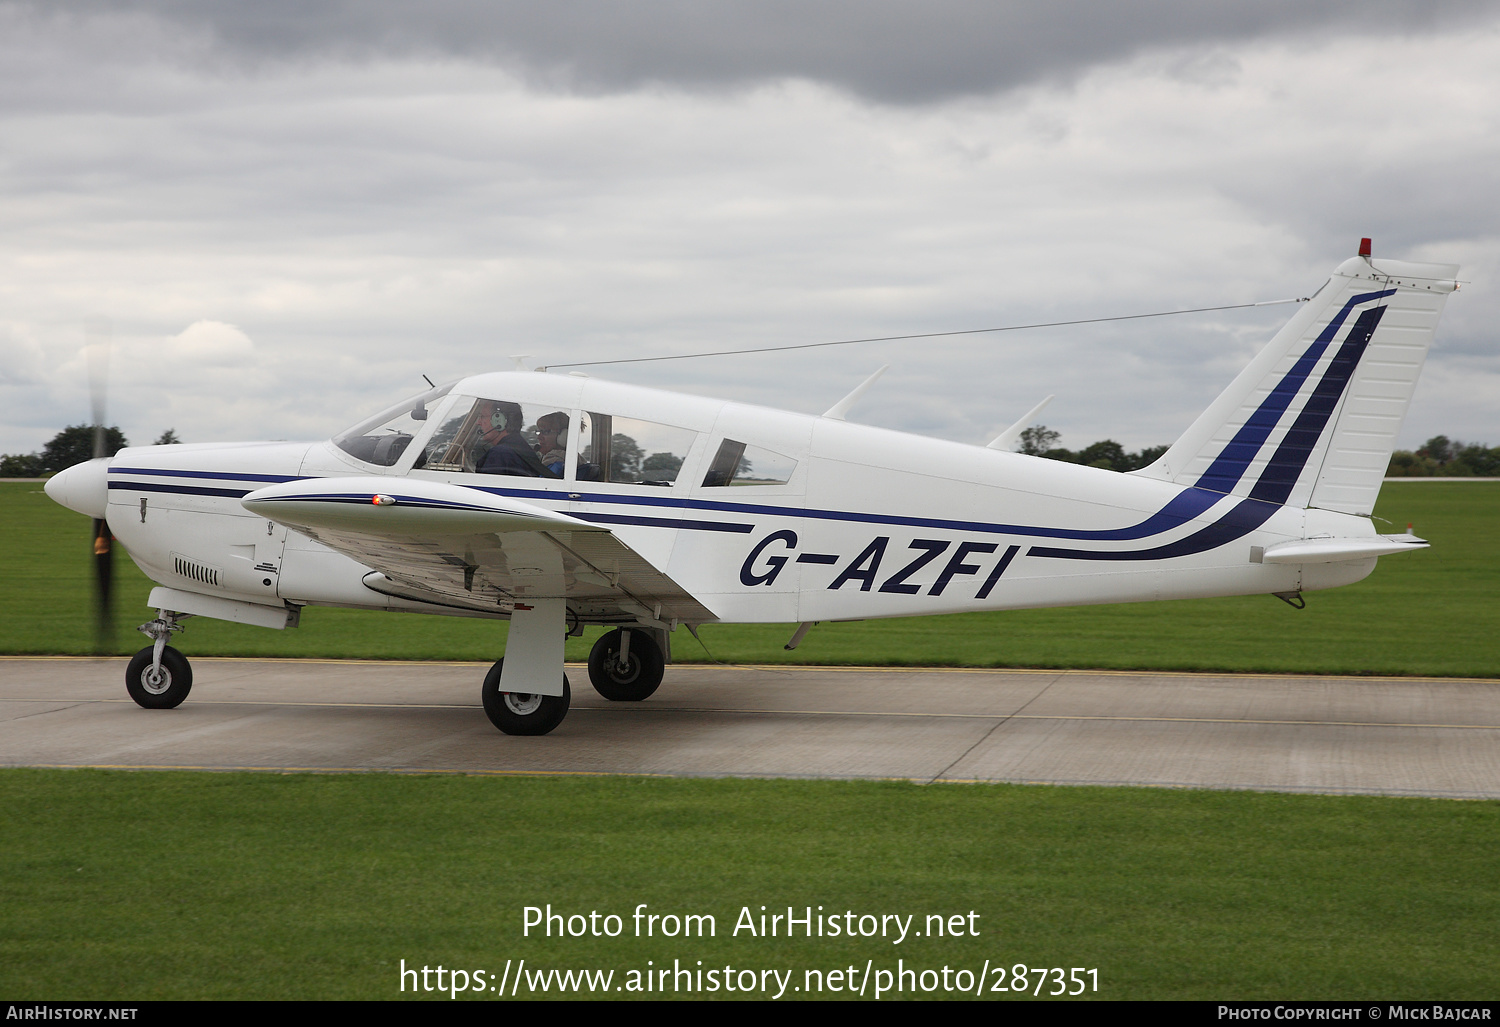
xmin=740 ymin=530 xmax=1021 ymax=599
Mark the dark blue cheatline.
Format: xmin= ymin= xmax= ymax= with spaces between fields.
xmin=572 ymin=512 xmax=754 ymax=534
xmin=105 ymin=467 xmax=1240 ymax=552
xmin=1028 ymin=497 xmax=1281 ymax=562
xmin=478 ymin=483 xmax=1228 ymax=542
xmin=1247 ymin=306 xmax=1385 ymax=506
xmin=1194 ymin=289 xmax=1394 ymax=496
xmin=109 ymin=466 xmax=306 ymax=484
xmin=108 ymin=480 xmax=253 ymax=499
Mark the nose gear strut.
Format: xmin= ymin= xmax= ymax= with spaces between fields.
xmin=136 ymin=609 xmax=188 ymax=683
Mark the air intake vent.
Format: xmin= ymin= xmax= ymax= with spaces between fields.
xmin=172 ymin=553 xmax=221 ymax=588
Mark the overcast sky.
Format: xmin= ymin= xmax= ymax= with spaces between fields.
xmin=3 ymin=0 xmax=1497 ymax=459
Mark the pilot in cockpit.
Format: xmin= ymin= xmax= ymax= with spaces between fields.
xmin=476 ymin=401 xmax=557 ymax=477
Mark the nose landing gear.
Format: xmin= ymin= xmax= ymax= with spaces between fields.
xmin=125 ymin=645 xmax=192 ymax=708
xmin=127 ymin=610 xmax=192 ymax=709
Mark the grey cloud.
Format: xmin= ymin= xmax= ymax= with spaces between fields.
xmin=2 ymin=6 xmax=1495 ymax=456
xmin=9 ymin=0 xmax=1498 ymax=102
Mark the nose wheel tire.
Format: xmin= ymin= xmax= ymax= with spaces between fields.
xmin=587 ymin=628 xmax=665 ymax=701
xmin=125 ymin=645 xmax=193 ymax=709
xmin=482 ymin=659 xmax=571 ymax=736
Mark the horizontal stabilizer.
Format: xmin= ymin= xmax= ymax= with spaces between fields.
xmin=1255 ymin=535 xmax=1427 ymax=565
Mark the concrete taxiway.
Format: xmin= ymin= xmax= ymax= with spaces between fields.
xmin=2 ymin=657 xmax=1499 ymax=798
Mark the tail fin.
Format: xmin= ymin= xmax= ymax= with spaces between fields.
xmin=1134 ymin=244 xmax=1459 ymax=516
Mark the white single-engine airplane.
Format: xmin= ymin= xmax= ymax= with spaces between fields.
xmin=45 ymin=243 xmax=1459 ymax=735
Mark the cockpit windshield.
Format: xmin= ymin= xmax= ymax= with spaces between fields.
xmin=333 ymin=381 xmax=456 ymax=466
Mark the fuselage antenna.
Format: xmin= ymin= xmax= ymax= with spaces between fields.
xmin=536 ymin=296 xmax=1311 ymax=372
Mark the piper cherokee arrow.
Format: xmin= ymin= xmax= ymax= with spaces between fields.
xmin=44 ymin=242 xmax=1461 ymax=735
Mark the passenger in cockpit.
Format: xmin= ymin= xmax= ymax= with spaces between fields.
xmin=476 ymin=401 xmax=556 ymax=477
xmin=536 ymin=411 xmax=569 ymax=476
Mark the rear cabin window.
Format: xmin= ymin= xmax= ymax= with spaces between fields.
xmin=578 ymin=413 xmax=696 ymax=486
xmin=701 ymin=440 xmax=797 ymax=487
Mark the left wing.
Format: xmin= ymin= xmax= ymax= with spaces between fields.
xmin=242 ymin=477 xmax=717 ymax=625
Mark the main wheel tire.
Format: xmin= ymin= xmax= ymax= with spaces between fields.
xmin=125 ymin=645 xmax=193 ymax=709
xmin=482 ymin=659 xmax=571 ymax=736
xmin=587 ymin=628 xmax=664 ymax=701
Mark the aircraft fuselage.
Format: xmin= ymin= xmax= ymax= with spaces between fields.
xmin=95 ymin=371 xmax=1377 ymax=630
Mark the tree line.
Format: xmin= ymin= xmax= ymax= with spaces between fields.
xmin=1017 ymin=425 xmax=1168 ymax=472
xmin=1387 ymin=436 xmax=1500 ymax=477
xmin=4 ymin=423 xmax=1494 ymax=479
xmin=1023 ymin=427 xmax=1499 ymax=478
xmin=0 ymin=425 xmax=178 ymax=477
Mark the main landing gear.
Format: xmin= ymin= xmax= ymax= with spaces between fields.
xmin=481 ymin=619 xmax=668 ymax=736
xmin=482 ymin=598 xmax=573 ymax=736
xmin=126 ymin=610 xmax=192 ymax=709
xmin=587 ymin=628 xmax=665 ymax=702
xmin=482 ymin=659 xmax=571 ymax=736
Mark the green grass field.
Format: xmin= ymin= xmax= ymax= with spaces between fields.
xmin=4 ymin=480 xmax=1497 ymax=676
xmin=6 ymin=480 xmax=1499 ymax=1002
xmin=3 ymin=770 xmax=1498 ymax=1000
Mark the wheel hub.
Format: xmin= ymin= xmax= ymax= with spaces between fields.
xmin=141 ymin=668 xmax=170 ymax=694
xmin=607 ymin=654 xmax=640 ymax=684
xmin=503 ymin=692 xmax=543 ymax=715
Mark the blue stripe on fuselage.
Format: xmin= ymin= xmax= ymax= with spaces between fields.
xmin=116 ymin=468 xmax=1277 ymax=562
xmin=107 ymin=471 xmax=1229 ymax=545
xmin=109 ymin=480 xmax=254 ymax=499
xmin=109 ymin=466 xmax=305 ymax=483
xmin=1028 ymin=497 xmax=1280 ymax=561
xmin=573 ymin=512 xmax=753 ymax=533
xmin=1194 ymin=289 xmax=1395 ymax=495
xmin=1247 ymin=305 xmax=1385 ymax=506
xmin=467 ymin=483 xmax=1227 ymax=541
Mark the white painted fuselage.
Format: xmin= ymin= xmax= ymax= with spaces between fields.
xmin=93 ymin=374 xmax=1365 ymax=630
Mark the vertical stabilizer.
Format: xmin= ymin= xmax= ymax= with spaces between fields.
xmin=1133 ymin=246 xmax=1459 ymax=516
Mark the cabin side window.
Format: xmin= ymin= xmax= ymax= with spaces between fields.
xmin=701 ymin=439 xmax=797 ymax=487
xmin=416 ymin=396 xmax=569 ymax=478
xmin=578 ymin=413 xmax=696 ymax=486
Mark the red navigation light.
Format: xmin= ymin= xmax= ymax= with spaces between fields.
xmin=1359 ymin=237 xmax=1372 ymax=257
